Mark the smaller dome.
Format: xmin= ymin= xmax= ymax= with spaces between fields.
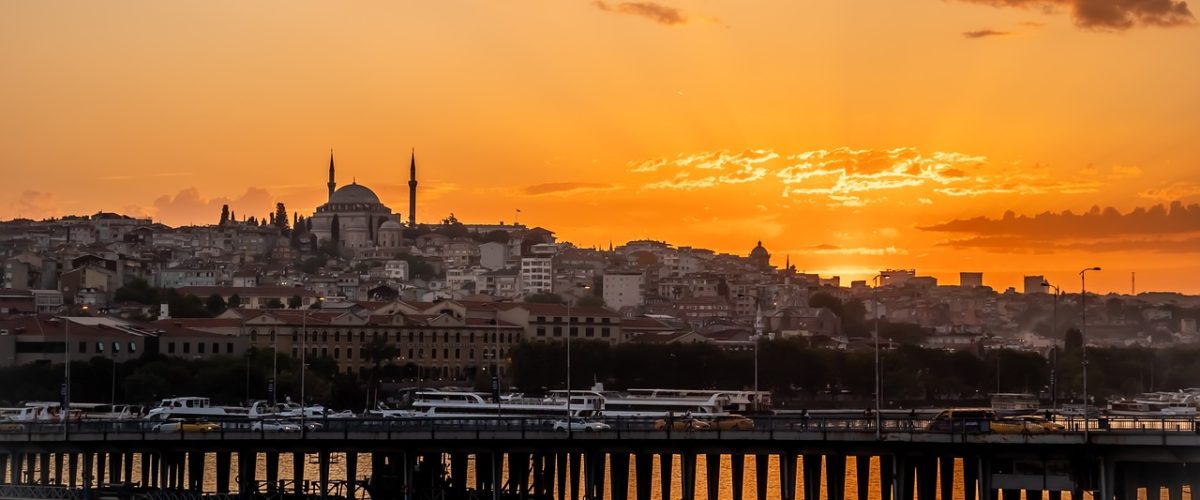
xmin=329 ymin=183 xmax=381 ymax=204
xmin=750 ymin=241 xmax=769 ymax=257
xmin=379 ymin=220 xmax=403 ymax=231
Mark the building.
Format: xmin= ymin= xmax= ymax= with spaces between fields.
xmin=880 ymin=269 xmax=916 ymax=287
xmin=479 ymin=242 xmax=510 ymax=271
xmin=960 ymin=272 xmax=984 ymax=288
xmin=495 ymin=302 xmax=623 ymax=345
xmin=748 ymin=241 xmax=771 ymax=271
xmin=603 ymin=272 xmax=644 ymax=311
xmin=520 ymin=244 xmax=557 ymax=296
xmin=1023 ymin=275 xmax=1048 ymax=294
xmin=309 ymin=152 xmax=405 ymax=251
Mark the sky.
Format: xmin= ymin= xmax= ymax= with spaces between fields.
xmin=3 ymin=1 xmax=1200 ymax=294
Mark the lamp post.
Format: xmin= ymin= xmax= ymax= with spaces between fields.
xmin=110 ymin=341 xmax=120 ymax=407
xmin=565 ymin=283 xmax=590 ymax=435
xmin=300 ymin=296 xmax=325 ymax=430
xmin=872 ymin=274 xmax=883 ymax=438
xmin=1041 ymin=281 xmax=1061 ymax=412
xmin=737 ymin=292 xmax=765 ymax=412
xmin=1079 ymin=267 xmax=1100 ymax=438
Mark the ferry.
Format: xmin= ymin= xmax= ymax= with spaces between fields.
xmin=596 ymin=389 xmax=731 ymax=418
xmin=990 ymin=393 xmax=1041 ymax=416
xmin=410 ymin=390 xmax=600 ymax=419
xmin=144 ymin=397 xmax=248 ymax=421
xmin=623 ymin=389 xmax=771 ymax=413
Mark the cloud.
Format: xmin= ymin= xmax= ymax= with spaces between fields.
xmin=921 ymin=202 xmax=1200 ymax=238
xmin=152 ymin=187 xmax=273 ymax=226
xmin=801 ymin=244 xmax=909 ymax=256
xmin=937 ymin=234 xmax=1200 ymax=253
xmin=6 ymin=190 xmax=60 ymax=220
xmin=953 ymin=0 xmax=1194 ymax=30
xmin=640 ymin=149 xmax=776 ymax=191
xmin=1140 ymin=181 xmax=1200 ymax=202
xmin=100 ymin=172 xmax=192 ymax=181
xmin=963 ymin=29 xmax=1013 ymax=38
xmin=592 ymin=1 xmax=689 ymax=25
xmin=524 ymin=182 xmax=618 ymax=196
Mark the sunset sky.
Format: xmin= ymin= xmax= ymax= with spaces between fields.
xmin=3 ymin=1 xmax=1199 ymax=293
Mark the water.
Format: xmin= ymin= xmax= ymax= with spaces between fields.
xmin=6 ymin=452 xmax=1186 ymax=500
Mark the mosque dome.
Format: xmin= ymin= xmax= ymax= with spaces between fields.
xmin=329 ymin=183 xmax=382 ymax=204
xmin=379 ymin=220 xmax=403 ymax=230
xmin=750 ymin=241 xmax=769 ymax=257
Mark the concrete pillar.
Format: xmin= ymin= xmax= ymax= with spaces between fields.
xmin=881 ymin=455 xmax=895 ymax=500
xmin=802 ymin=455 xmax=823 ymax=500
xmin=611 ymin=453 xmax=630 ymax=500
xmin=557 ymin=453 xmax=569 ymax=500
xmin=123 ymin=453 xmax=133 ymax=485
xmin=263 ymin=452 xmax=277 ymax=493
xmin=826 ymin=455 xmax=846 ymax=500
xmin=507 ymin=452 xmax=523 ymax=495
xmin=894 ymin=456 xmax=913 ymax=500
xmin=531 ymin=454 xmax=545 ymax=497
xmin=2 ymin=453 xmax=13 ymax=485
xmin=571 ymin=453 xmax=583 ymax=500
xmin=592 ymin=453 xmax=607 ymax=500
xmin=68 ymin=453 xmax=78 ymax=490
xmin=705 ymin=454 xmax=722 ymax=500
xmin=95 ymin=452 xmax=106 ymax=486
xmin=756 ymin=455 xmax=770 ymax=500
xmin=40 ymin=453 xmax=51 ymax=484
xmin=635 ymin=454 xmax=653 ymax=500
xmin=681 ymin=453 xmax=697 ymax=500
xmin=780 ymin=453 xmax=798 ymax=500
xmin=54 ymin=453 xmax=64 ymax=485
xmin=1100 ymin=457 xmax=1115 ymax=500
xmin=963 ymin=458 xmax=979 ymax=500
xmin=319 ymin=451 xmax=331 ymax=498
xmin=215 ymin=452 xmax=231 ymax=494
xmin=108 ymin=452 xmax=121 ymax=484
xmin=81 ymin=453 xmax=93 ymax=497
xmin=238 ymin=450 xmax=257 ymax=497
xmin=0 ymin=453 xmax=9 ymax=485
xmin=451 ymin=454 xmax=469 ymax=496
xmin=346 ymin=452 xmax=358 ymax=500
xmin=187 ymin=451 xmax=205 ymax=491
xmin=857 ymin=456 xmax=873 ymax=500
xmin=939 ymin=457 xmax=955 ymax=500
xmin=543 ymin=452 xmax=557 ymax=498
xmin=293 ymin=452 xmax=305 ymax=496
xmin=731 ymin=454 xmax=746 ymax=500
xmin=919 ymin=457 xmax=938 ymax=500
xmin=977 ymin=457 xmax=997 ymax=500
xmin=474 ymin=452 xmax=491 ymax=492
xmin=662 ymin=453 xmax=676 ymax=500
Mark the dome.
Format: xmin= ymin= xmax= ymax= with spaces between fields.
xmin=750 ymin=240 xmax=769 ymax=257
xmin=329 ymin=183 xmax=381 ymax=204
xmin=379 ymin=220 xmax=403 ymax=230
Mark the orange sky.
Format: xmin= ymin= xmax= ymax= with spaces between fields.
xmin=3 ymin=1 xmax=1199 ymax=294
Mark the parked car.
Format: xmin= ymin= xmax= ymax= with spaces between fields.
xmin=251 ymin=420 xmax=302 ymax=432
xmin=154 ymin=420 xmax=221 ymax=433
xmin=925 ymin=408 xmax=995 ymax=433
xmin=654 ymin=417 xmax=711 ymax=431
xmin=0 ymin=421 xmax=25 ymax=433
xmin=552 ymin=418 xmax=611 ymax=432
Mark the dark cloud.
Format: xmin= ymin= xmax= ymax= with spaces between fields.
xmin=955 ymin=0 xmax=1194 ymax=30
xmin=592 ymin=1 xmax=688 ymax=25
xmin=524 ymin=182 xmax=616 ymax=196
xmin=963 ymin=29 xmax=1013 ymax=38
xmin=920 ymin=202 xmax=1200 ymax=238
xmin=152 ymin=187 xmax=272 ymax=226
xmin=937 ymin=235 xmax=1200 ymax=253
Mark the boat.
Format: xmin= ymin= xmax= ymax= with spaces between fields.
xmin=1058 ymin=403 xmax=1099 ymax=418
xmin=411 ymin=390 xmax=598 ymax=419
xmin=990 ymin=393 xmax=1040 ymax=416
xmin=588 ymin=388 xmax=730 ymax=418
xmin=144 ymin=397 xmax=247 ymax=421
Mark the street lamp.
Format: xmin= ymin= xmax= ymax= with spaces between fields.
xmin=737 ymin=292 xmax=765 ymax=412
xmin=110 ymin=341 xmax=121 ymax=407
xmin=872 ymin=274 xmax=883 ymax=438
xmin=1079 ymin=267 xmax=1100 ymax=438
xmin=62 ymin=305 xmax=88 ymax=423
xmin=1042 ymin=281 xmax=1061 ymax=412
xmin=300 ymin=296 xmax=325 ymax=430
xmin=564 ymin=283 xmax=591 ymax=434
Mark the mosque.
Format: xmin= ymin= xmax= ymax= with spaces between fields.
xmin=308 ymin=151 xmax=417 ymax=252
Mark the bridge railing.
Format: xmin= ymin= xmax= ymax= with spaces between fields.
xmin=0 ymin=414 xmax=1195 ymax=439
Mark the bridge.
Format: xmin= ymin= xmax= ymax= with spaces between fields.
xmin=1 ymin=415 xmax=1198 ymax=500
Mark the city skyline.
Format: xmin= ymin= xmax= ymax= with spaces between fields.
xmin=4 ymin=1 xmax=1200 ymax=294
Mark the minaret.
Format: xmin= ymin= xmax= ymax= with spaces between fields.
xmin=327 ymin=150 xmax=337 ymax=200
xmin=408 ymin=148 xmax=418 ymax=226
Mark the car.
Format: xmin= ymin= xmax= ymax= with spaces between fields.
xmin=997 ymin=415 xmax=1064 ymax=433
xmin=251 ymin=420 xmax=302 ymax=433
xmin=0 ymin=422 xmax=25 ymax=433
xmin=154 ymin=420 xmax=222 ymax=433
xmin=552 ymin=418 xmax=611 ymax=432
xmin=925 ymin=408 xmax=995 ymax=433
xmin=709 ymin=415 xmax=755 ymax=430
xmin=654 ymin=417 xmax=711 ymax=432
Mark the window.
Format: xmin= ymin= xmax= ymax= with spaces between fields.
xmin=469 ymin=348 xmax=475 ymax=359
xmin=585 ymin=327 xmax=594 ymax=337
xmin=96 ymin=342 xmax=104 ymax=353
xmin=226 ymin=343 xmax=234 ymax=353
xmin=553 ymin=326 xmax=562 ymax=337
xmin=321 ymin=348 xmax=328 ymax=357
xmin=183 ymin=343 xmax=190 ymax=354
xmin=321 ymin=331 xmax=328 ymax=342
xmin=455 ymin=332 xmax=461 ymax=343
xmin=198 ymin=343 xmax=206 ymax=354
xmin=167 ymin=342 xmax=175 ymax=354
xmin=443 ymin=348 xmax=449 ymax=359
xmin=601 ymin=328 xmax=611 ymax=338
xmin=334 ymin=331 xmax=340 ymax=342
xmin=79 ymin=341 xmax=87 ymax=354
xmin=408 ymin=332 xmax=414 ymax=342
xmin=432 ymin=349 xmax=438 ymax=360
xmin=469 ymin=332 xmax=474 ymax=342
xmin=537 ymin=327 xmax=546 ymax=337
xmin=334 ymin=348 xmax=340 ymax=359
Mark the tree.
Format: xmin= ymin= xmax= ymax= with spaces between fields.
xmin=363 ymin=336 xmax=400 ymax=376
xmin=288 ymin=295 xmax=303 ymax=309
xmin=114 ymin=279 xmax=159 ymax=305
xmin=576 ymin=295 xmax=606 ymax=308
xmin=265 ymin=298 xmax=285 ymax=309
xmin=526 ymin=293 xmax=564 ymax=304
xmin=275 ymin=202 xmax=289 ymax=231
xmin=219 ymin=204 xmax=230 ymax=226
xmin=228 ymin=294 xmax=242 ymax=309
xmin=1065 ymin=328 xmax=1083 ymax=353
xmin=205 ymin=294 xmax=227 ymax=316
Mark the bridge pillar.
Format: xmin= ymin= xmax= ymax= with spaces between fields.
xmin=123 ymin=452 xmax=133 ymax=485
xmin=962 ymin=457 xmax=978 ymax=500
xmin=474 ymin=452 xmax=492 ymax=492
xmin=802 ymin=454 xmax=822 ymax=500
xmin=451 ymin=453 xmax=468 ymax=497
xmin=680 ymin=453 xmax=697 ymax=500
xmin=95 ymin=452 xmax=105 ymax=486
xmin=893 ymin=456 xmax=913 ymax=500
xmin=756 ymin=454 xmax=770 ymax=500
xmin=506 ymin=452 xmax=523 ymax=495
xmin=730 ymin=454 xmax=746 ymax=500
xmin=541 ymin=452 xmax=556 ymax=498
xmin=81 ymin=452 xmax=93 ymax=498
xmin=68 ymin=453 xmax=78 ymax=490
xmin=108 ymin=452 xmax=120 ymax=485
xmin=826 ymin=455 xmax=846 ymax=500
xmin=145 ymin=453 xmax=156 ymax=488
xmin=557 ymin=453 xmax=569 ymax=500
xmin=660 ymin=453 xmax=675 ymax=500
xmin=571 ymin=453 xmax=583 ymax=500
xmin=938 ymin=457 xmax=954 ymax=500
xmin=0 ymin=453 xmax=9 ymax=485
xmin=262 ymin=452 xmax=276 ymax=493
xmin=856 ymin=456 xmax=872 ymax=500
xmin=635 ymin=454 xmax=653 ymax=500
xmin=880 ymin=455 xmax=895 ymax=500
xmin=345 ymin=452 xmax=358 ymax=500
xmin=187 ymin=451 xmax=205 ymax=491
xmin=53 ymin=453 xmax=64 ymax=485
xmin=238 ymin=450 xmax=257 ymax=497
xmin=215 ymin=452 xmax=231 ymax=494
xmin=918 ymin=457 xmax=937 ymax=500
xmin=706 ymin=454 xmax=722 ymax=500
xmin=780 ymin=453 xmax=798 ymax=500
xmin=611 ymin=453 xmax=630 ymax=500
xmin=319 ymin=450 xmax=331 ymax=498
xmin=592 ymin=453 xmax=607 ymax=500
xmin=293 ymin=452 xmax=305 ymax=496
xmin=39 ymin=453 xmax=51 ymax=484
xmin=531 ymin=453 xmax=545 ymax=497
